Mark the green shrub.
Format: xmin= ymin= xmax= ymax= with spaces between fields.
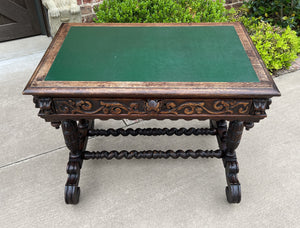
xmin=244 ymin=0 xmax=300 ymax=35
xmin=228 ymin=8 xmax=300 ymax=73
xmin=94 ymin=0 xmax=229 ymax=23
xmin=239 ymin=17 xmax=300 ymax=72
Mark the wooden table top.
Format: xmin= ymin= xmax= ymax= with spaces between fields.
xmin=23 ymin=23 xmax=280 ymax=99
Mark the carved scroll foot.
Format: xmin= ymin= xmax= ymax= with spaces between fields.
xmin=226 ymin=185 xmax=241 ymax=203
xmin=224 ymin=161 xmax=241 ymax=203
xmin=65 ymin=185 xmax=80 ymax=205
xmin=65 ymin=160 xmax=81 ymax=204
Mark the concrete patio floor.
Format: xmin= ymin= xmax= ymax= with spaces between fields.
xmin=0 ymin=35 xmax=299 ymax=228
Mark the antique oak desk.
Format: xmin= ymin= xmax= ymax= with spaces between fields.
xmin=23 ymin=23 xmax=280 ymax=204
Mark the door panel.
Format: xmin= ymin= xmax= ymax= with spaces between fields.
xmin=0 ymin=0 xmax=42 ymax=41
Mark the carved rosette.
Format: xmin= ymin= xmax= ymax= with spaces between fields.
xmin=54 ymin=98 xmax=251 ymax=116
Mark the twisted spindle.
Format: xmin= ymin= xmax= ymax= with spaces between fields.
xmin=88 ymin=127 xmax=216 ymax=137
xmin=83 ymin=149 xmax=223 ymax=160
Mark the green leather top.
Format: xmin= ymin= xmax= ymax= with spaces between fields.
xmin=45 ymin=26 xmax=259 ymax=82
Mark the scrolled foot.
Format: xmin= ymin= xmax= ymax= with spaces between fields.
xmin=65 ymin=185 xmax=80 ymax=204
xmin=224 ymin=161 xmax=241 ymax=203
xmin=65 ymin=160 xmax=81 ymax=204
xmin=226 ymin=185 xmax=241 ymax=203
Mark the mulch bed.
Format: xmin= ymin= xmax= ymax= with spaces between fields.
xmin=274 ymin=56 xmax=300 ymax=76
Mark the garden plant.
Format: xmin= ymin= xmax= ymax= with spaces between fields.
xmin=243 ymin=0 xmax=300 ymax=35
xmin=94 ymin=0 xmax=229 ymax=23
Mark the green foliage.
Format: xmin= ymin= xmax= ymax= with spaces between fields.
xmin=229 ymin=6 xmax=300 ymax=73
xmin=239 ymin=17 xmax=300 ymax=72
xmin=244 ymin=0 xmax=300 ymax=35
xmin=94 ymin=0 xmax=229 ymax=23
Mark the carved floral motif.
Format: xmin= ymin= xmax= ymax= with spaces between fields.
xmin=54 ymin=99 xmax=251 ymax=115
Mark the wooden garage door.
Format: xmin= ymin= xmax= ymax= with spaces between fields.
xmin=0 ymin=0 xmax=42 ymax=42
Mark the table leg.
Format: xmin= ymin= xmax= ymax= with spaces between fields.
xmin=61 ymin=119 xmax=93 ymax=204
xmin=78 ymin=119 xmax=94 ymax=152
xmin=223 ymin=120 xmax=243 ymax=203
xmin=210 ymin=120 xmax=227 ymax=151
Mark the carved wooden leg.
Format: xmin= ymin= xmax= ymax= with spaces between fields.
xmin=223 ymin=120 xmax=244 ymax=203
xmin=210 ymin=120 xmax=227 ymax=151
xmin=62 ymin=120 xmax=82 ymax=205
xmin=78 ymin=119 xmax=94 ymax=151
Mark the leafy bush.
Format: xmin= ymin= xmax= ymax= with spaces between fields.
xmin=243 ymin=0 xmax=300 ymax=35
xmin=238 ymin=16 xmax=300 ymax=72
xmin=94 ymin=0 xmax=229 ymax=23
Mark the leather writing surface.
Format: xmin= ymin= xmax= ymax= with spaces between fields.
xmin=45 ymin=26 xmax=259 ymax=82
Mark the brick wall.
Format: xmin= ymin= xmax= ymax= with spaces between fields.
xmin=77 ymin=0 xmax=103 ymax=23
xmin=224 ymin=0 xmax=243 ymax=9
xmin=77 ymin=0 xmax=243 ymax=23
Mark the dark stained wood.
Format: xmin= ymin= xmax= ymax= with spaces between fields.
xmin=65 ymin=160 xmax=81 ymax=204
xmin=53 ymin=98 xmax=252 ymax=115
xmin=61 ymin=119 xmax=93 ymax=204
xmin=83 ymin=149 xmax=223 ymax=160
xmin=78 ymin=119 xmax=93 ymax=152
xmin=88 ymin=127 xmax=217 ymax=137
xmin=23 ymin=23 xmax=281 ymax=205
xmin=210 ymin=120 xmax=227 ymax=151
xmin=223 ymin=120 xmax=244 ymax=203
xmin=23 ymin=22 xmax=280 ymax=99
xmin=32 ymin=96 xmax=272 ymax=123
xmin=0 ymin=0 xmax=42 ymax=41
xmin=61 ymin=120 xmax=83 ymax=204
xmin=62 ymin=120 xmax=79 ymax=154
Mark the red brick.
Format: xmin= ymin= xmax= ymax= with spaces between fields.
xmin=82 ymin=14 xmax=97 ymax=23
xmin=77 ymin=0 xmax=82 ymax=5
xmin=83 ymin=0 xmax=93 ymax=3
xmin=80 ymin=5 xmax=92 ymax=14
xmin=232 ymin=3 xmax=243 ymax=9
